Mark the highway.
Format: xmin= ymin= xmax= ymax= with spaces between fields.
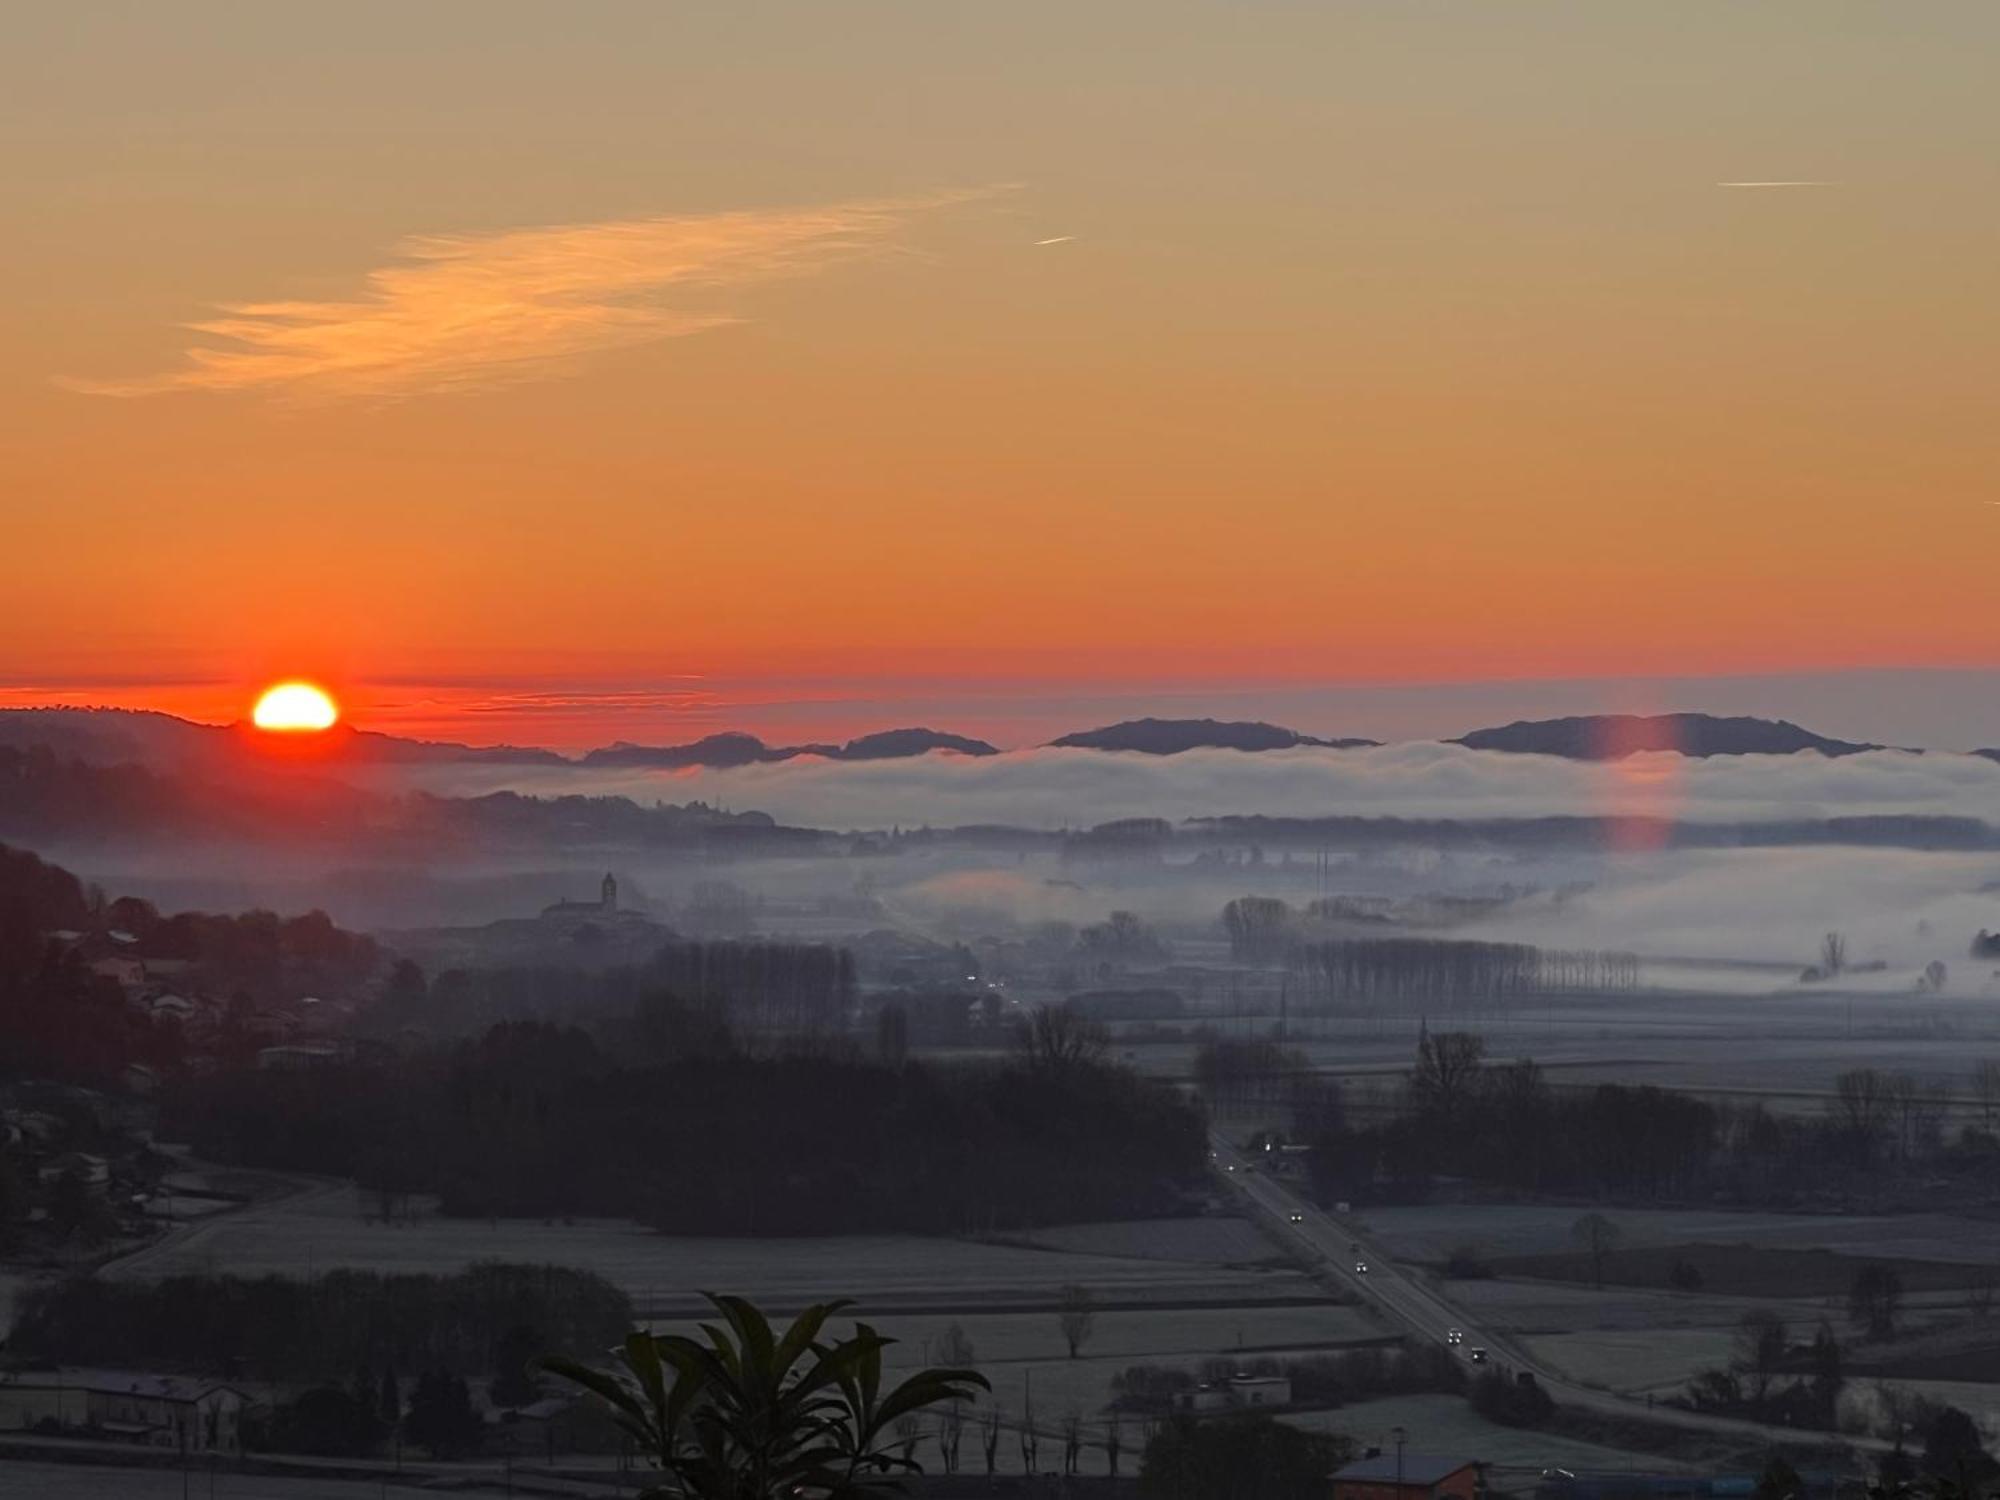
xmin=1208 ymin=1133 xmax=1886 ymax=1459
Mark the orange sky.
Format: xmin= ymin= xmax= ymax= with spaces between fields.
xmin=5 ymin=3 xmax=1998 ymax=744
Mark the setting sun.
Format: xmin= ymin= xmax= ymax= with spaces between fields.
xmin=251 ymin=681 xmax=340 ymax=733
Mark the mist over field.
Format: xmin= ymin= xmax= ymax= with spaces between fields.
xmin=41 ymin=748 xmax=1998 ymax=989
xmin=378 ymin=742 xmax=2000 ymax=832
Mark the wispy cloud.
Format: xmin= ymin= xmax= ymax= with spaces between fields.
xmin=1033 ymin=235 xmax=1076 ymax=246
xmin=65 ymin=190 xmax=996 ymax=400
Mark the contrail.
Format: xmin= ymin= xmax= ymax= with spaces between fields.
xmin=1034 ymin=235 xmax=1076 ymax=246
xmin=1717 ymin=180 xmax=1835 ymax=189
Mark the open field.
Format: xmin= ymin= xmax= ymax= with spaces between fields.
xmin=1356 ymin=1205 xmax=2000 ymax=1267
xmin=1522 ymin=1329 xmax=1741 ymax=1396
xmin=1122 ymin=989 xmax=2000 ymax=1105
xmin=108 ymin=1185 xmax=1317 ymax=1316
xmin=1492 ymin=1243 xmax=1991 ymax=1299
xmin=1288 ymin=1393 xmax=1695 ymax=1474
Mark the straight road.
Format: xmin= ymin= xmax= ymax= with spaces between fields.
xmin=1209 ymin=1133 xmax=1886 ymax=1459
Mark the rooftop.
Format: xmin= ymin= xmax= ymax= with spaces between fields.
xmin=1336 ymin=1455 xmax=1478 ymax=1486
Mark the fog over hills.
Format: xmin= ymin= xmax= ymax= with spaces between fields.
xmin=1048 ymin=717 xmax=1378 ymax=754
xmin=1451 ymin=713 xmax=1884 ymax=760
xmin=581 ymin=727 xmax=998 ymax=767
xmin=0 ymin=705 xmax=1950 ymax=769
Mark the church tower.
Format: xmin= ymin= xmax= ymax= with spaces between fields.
xmin=601 ymin=872 xmax=618 ymax=912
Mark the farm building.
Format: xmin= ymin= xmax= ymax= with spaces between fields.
xmin=0 ymin=1370 xmax=246 ymax=1452
xmin=1171 ymin=1373 xmax=1293 ymax=1412
xmin=1334 ymin=1452 xmax=1482 ymax=1500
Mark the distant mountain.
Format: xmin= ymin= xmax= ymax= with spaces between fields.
xmin=833 ymin=728 xmax=998 ymax=760
xmin=582 ymin=732 xmax=780 ymax=769
xmin=1048 ymin=718 xmax=1377 ymax=755
xmin=1450 ymin=713 xmax=1882 ymax=760
xmin=1977 ymin=749 xmax=2000 ymax=766
xmin=580 ymin=727 xmax=996 ymax=768
xmin=0 ymin=707 xmax=565 ymax=769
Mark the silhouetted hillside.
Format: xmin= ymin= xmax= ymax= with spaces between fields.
xmin=0 ymin=707 xmax=563 ymax=770
xmin=835 ymin=727 xmax=997 ymax=759
xmin=1977 ymin=749 xmax=2000 ymax=766
xmin=1049 ymin=718 xmax=1376 ymax=754
xmin=581 ymin=726 xmax=995 ymax=767
xmin=0 ymin=745 xmax=811 ymax=854
xmin=1450 ymin=713 xmax=1881 ymax=760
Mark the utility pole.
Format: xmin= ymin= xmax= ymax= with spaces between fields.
xmin=1393 ymin=1424 xmax=1407 ymax=1495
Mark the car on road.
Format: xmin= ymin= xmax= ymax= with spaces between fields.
xmin=1446 ymin=1328 xmax=1464 ymax=1345
xmin=1353 ymin=1260 xmax=1369 ymax=1274
xmin=1288 ymin=1212 xmax=1304 ymax=1224
xmin=1467 ymin=1346 xmax=1488 ymax=1363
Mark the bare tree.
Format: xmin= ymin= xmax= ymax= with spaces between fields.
xmin=1971 ymin=1061 xmax=2000 ymax=1128
xmin=1969 ymin=1267 xmax=1997 ymax=1321
xmin=1103 ymin=1410 xmax=1123 ymax=1478
xmin=1060 ymin=1412 xmax=1083 ymax=1476
xmin=1831 ymin=1068 xmax=1890 ymax=1155
xmin=1734 ymin=1309 xmax=1789 ymax=1405
xmin=1014 ymin=1005 xmax=1109 ymax=1074
xmin=1875 ymin=1380 xmax=1916 ymax=1447
xmin=1057 ymin=1284 xmax=1097 ymax=1359
xmin=1919 ymin=960 xmax=1949 ymax=994
xmin=936 ymin=1322 xmax=978 ymax=1372
xmin=936 ymin=1406 xmax=963 ymax=1474
xmin=1849 ymin=1264 xmax=1904 ymax=1341
xmin=892 ymin=1413 xmax=922 ymax=1467
xmin=1410 ymin=1024 xmax=1487 ymax=1118
xmin=1821 ymin=931 xmax=1848 ymax=978
xmin=1572 ymin=1212 xmax=1621 ymax=1290
xmin=979 ymin=1406 xmax=1001 ymax=1475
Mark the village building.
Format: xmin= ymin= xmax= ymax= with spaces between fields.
xmin=541 ymin=872 xmax=620 ymax=924
xmin=1170 ymin=1373 xmax=1293 ymax=1413
xmin=0 ymin=1371 xmax=246 ymax=1452
xmin=256 ymin=1040 xmax=349 ymax=1070
xmin=1333 ymin=1453 xmax=1482 ymax=1500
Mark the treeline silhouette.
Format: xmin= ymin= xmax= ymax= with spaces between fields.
xmin=1220 ymin=897 xmax=1640 ymax=999
xmin=10 ymin=1263 xmax=630 ymax=1385
xmin=363 ymin=939 xmax=856 ymax=1039
xmin=164 ymin=1010 xmax=1205 ymax=1233
xmin=1294 ymin=937 xmax=1639 ymax=1006
xmin=0 ymin=747 xmax=815 ymax=854
xmin=1275 ymin=1031 xmax=2000 ymax=1209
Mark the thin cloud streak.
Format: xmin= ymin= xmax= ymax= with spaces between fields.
xmin=64 ymin=190 xmax=998 ymax=400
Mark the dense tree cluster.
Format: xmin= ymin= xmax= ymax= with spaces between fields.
xmin=1294 ymin=937 xmax=1638 ymax=1008
xmin=10 ymin=1263 xmax=631 ymax=1385
xmin=643 ymin=940 xmax=855 ymax=1034
xmin=1194 ymin=1037 xmax=1318 ymax=1116
xmin=1682 ymin=1313 xmax=1845 ymax=1429
xmin=363 ymin=940 xmax=855 ymax=1042
xmin=1291 ymin=1027 xmax=2000 ymax=1212
xmin=1138 ymin=1416 xmax=1353 ymax=1500
xmin=1299 ymin=1037 xmax=1717 ymax=1202
xmin=165 ymin=1009 xmax=1205 ymax=1233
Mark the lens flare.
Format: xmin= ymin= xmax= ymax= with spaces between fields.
xmin=251 ymin=681 xmax=340 ymax=733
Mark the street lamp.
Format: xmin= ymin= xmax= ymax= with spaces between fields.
xmin=1392 ymin=1425 xmax=1407 ymax=1494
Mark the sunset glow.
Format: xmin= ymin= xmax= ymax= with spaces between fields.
xmin=250 ymin=681 xmax=340 ymax=733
